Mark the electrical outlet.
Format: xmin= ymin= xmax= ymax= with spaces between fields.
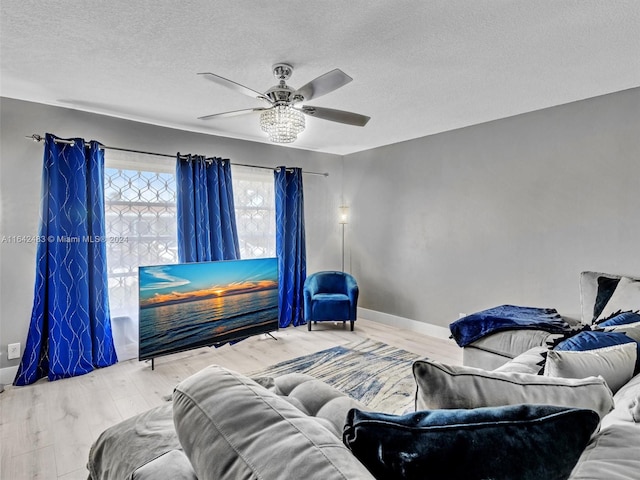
xmin=8 ymin=343 xmax=20 ymax=360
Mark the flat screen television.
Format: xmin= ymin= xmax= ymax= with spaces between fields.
xmin=138 ymin=257 xmax=279 ymax=362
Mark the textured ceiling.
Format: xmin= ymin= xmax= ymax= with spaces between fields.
xmin=2 ymin=1 xmax=639 ymax=155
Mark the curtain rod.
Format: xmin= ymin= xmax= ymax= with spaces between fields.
xmin=25 ymin=134 xmax=329 ymax=177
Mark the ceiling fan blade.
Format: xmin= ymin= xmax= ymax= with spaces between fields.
xmin=198 ymin=72 xmax=271 ymax=102
xmin=293 ymin=69 xmax=353 ymax=101
xmin=198 ymin=108 xmax=267 ymax=121
xmin=299 ymin=106 xmax=370 ymax=127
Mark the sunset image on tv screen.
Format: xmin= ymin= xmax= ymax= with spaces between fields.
xmin=138 ymin=257 xmax=278 ymax=360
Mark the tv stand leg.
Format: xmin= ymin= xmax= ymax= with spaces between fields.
xmin=266 ymin=332 xmax=278 ymax=341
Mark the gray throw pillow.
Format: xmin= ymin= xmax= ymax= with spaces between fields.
xmin=493 ymin=346 xmax=549 ymax=375
xmin=413 ymin=359 xmax=614 ymax=419
xmin=597 ymin=276 xmax=640 ymax=321
xmin=544 ymin=343 xmax=637 ymax=394
xmin=600 ymin=321 xmax=640 ymax=342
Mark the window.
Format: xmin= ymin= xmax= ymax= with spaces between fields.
xmin=232 ymin=166 xmax=276 ymax=259
xmin=103 ymin=155 xmax=276 ymax=322
xmin=104 ymin=152 xmax=178 ymax=320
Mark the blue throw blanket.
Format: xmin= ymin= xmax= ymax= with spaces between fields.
xmin=449 ymin=305 xmax=570 ymax=347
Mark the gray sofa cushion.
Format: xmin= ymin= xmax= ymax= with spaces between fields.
xmin=88 ymin=403 xmax=185 ymax=480
xmin=173 ymin=365 xmax=375 ymax=480
xmin=413 ymin=359 xmax=614 ymax=419
xmin=462 ymin=327 xmax=565 ymax=370
xmin=253 ymin=372 xmax=369 ymax=437
xmin=569 ymin=424 xmax=640 ymax=479
xmin=602 ymin=372 xmax=640 ymax=429
xmin=132 ymin=450 xmax=197 ymax=480
xmin=467 ymin=329 xmax=559 ymax=358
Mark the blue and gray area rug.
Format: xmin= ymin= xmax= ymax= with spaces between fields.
xmin=253 ymin=339 xmax=423 ymax=414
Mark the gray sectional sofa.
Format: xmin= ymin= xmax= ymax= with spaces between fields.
xmin=462 ymin=271 xmax=640 ymax=369
xmin=88 ymin=271 xmax=640 ymax=479
xmin=88 ymin=354 xmax=640 ymax=479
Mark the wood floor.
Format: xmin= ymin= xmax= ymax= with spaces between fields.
xmin=0 ymin=318 xmax=462 ymax=480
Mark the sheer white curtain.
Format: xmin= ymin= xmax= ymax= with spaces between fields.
xmin=232 ymin=165 xmax=276 ymax=259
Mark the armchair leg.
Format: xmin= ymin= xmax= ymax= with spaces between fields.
xmin=350 ymin=320 xmax=354 ymax=331
xmin=308 ymin=321 xmax=311 ymax=331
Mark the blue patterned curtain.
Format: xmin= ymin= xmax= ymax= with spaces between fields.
xmin=14 ymin=134 xmax=117 ymax=386
xmin=176 ymin=155 xmax=240 ymax=263
xmin=274 ymin=167 xmax=307 ymax=327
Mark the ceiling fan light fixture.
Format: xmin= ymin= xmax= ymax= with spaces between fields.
xmin=259 ymin=105 xmax=305 ymax=143
xmin=198 ymin=66 xmax=369 ymax=141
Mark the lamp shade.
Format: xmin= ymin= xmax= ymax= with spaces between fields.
xmin=339 ymin=205 xmax=349 ymax=224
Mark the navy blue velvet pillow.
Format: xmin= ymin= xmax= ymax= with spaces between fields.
xmin=343 ymin=405 xmax=599 ymax=480
xmin=554 ymin=330 xmax=635 ymax=351
xmin=598 ymin=311 xmax=640 ymax=327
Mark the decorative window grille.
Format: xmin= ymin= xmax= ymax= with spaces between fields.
xmin=232 ymin=166 xmax=276 ymax=259
xmin=104 ymin=152 xmax=178 ymax=319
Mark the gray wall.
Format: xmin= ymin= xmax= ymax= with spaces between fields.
xmin=0 ymin=98 xmax=344 ymax=371
xmin=343 ymin=87 xmax=640 ymax=327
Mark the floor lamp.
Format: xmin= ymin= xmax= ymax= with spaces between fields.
xmin=339 ymin=206 xmax=349 ymax=272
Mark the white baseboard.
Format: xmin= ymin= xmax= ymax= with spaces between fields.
xmin=358 ymin=307 xmax=452 ymax=340
xmin=0 ymin=365 xmax=18 ymax=387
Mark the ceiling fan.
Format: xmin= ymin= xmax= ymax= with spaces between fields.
xmin=197 ymin=63 xmax=370 ymax=143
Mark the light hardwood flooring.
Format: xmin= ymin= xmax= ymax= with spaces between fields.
xmin=0 ymin=318 xmax=462 ymax=480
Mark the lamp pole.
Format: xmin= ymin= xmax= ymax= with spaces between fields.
xmin=341 ymin=222 xmax=345 ymax=272
xmin=339 ymin=206 xmax=349 ymax=272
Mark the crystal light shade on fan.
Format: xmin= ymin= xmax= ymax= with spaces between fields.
xmin=260 ymin=105 xmax=305 ymax=143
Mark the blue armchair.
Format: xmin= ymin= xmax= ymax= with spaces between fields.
xmin=303 ymin=271 xmax=359 ymax=331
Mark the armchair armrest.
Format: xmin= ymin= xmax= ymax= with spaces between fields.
xmin=345 ymin=275 xmax=359 ymax=320
xmin=303 ymin=275 xmax=319 ymax=321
